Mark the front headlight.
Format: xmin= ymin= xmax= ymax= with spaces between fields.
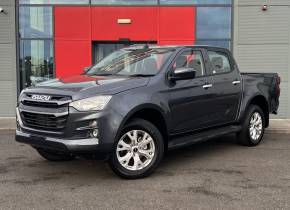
xmin=70 ymin=95 xmax=112 ymax=111
xmin=18 ymin=89 xmax=26 ymax=104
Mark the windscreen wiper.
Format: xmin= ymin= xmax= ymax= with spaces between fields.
xmin=90 ymin=73 xmax=114 ymax=76
xmin=128 ymin=74 xmax=155 ymax=77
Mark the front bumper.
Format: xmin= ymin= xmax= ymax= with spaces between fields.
xmin=15 ymin=105 xmax=120 ymax=156
xmin=15 ymin=130 xmax=100 ymax=153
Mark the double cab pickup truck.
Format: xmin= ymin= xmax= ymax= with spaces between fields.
xmin=16 ymin=46 xmax=280 ymax=179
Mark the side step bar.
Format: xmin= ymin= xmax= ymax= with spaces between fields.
xmin=168 ymin=125 xmax=242 ymax=150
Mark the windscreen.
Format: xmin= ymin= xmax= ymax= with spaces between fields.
xmin=86 ymin=48 xmax=175 ymax=77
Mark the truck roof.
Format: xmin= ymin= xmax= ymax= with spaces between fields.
xmin=123 ymin=44 xmax=229 ymax=52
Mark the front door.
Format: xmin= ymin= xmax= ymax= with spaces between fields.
xmin=169 ymin=49 xmax=215 ymax=134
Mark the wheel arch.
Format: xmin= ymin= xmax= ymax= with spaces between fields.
xmin=117 ymin=104 xmax=169 ymax=151
xmin=246 ymin=95 xmax=269 ymax=127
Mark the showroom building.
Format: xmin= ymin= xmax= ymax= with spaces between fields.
xmin=0 ymin=0 xmax=289 ymax=118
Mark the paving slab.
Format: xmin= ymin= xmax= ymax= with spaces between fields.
xmin=0 ymin=118 xmax=15 ymax=130
xmin=0 ymin=130 xmax=290 ymax=209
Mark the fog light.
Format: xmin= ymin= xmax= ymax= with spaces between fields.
xmin=16 ymin=121 xmax=20 ymax=131
xmin=90 ymin=120 xmax=98 ymax=128
xmin=90 ymin=129 xmax=99 ymax=138
xmin=16 ymin=116 xmax=20 ymax=131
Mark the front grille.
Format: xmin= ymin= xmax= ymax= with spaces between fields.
xmin=21 ymin=94 xmax=71 ymax=109
xmin=22 ymin=100 xmax=61 ymax=108
xmin=19 ymin=94 xmax=71 ymax=131
xmin=21 ymin=111 xmax=67 ymax=131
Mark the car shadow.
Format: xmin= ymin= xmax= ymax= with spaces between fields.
xmin=7 ymin=134 xmax=242 ymax=183
xmin=163 ymin=134 xmax=238 ymax=163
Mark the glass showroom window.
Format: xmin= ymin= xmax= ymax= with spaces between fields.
xmin=160 ymin=0 xmax=231 ymax=5
xmin=196 ymin=7 xmax=232 ymax=49
xmin=19 ymin=6 xmax=54 ymax=89
xmin=19 ymin=0 xmax=89 ymax=4
xmin=19 ymin=7 xmax=52 ymax=38
xmin=91 ymin=0 xmax=157 ymax=5
xmin=194 ymin=40 xmax=231 ymax=49
xmin=19 ymin=40 xmax=54 ymax=89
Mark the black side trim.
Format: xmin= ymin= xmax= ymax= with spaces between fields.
xmin=168 ymin=125 xmax=241 ymax=150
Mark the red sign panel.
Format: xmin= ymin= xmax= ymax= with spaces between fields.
xmin=91 ymin=7 xmax=158 ymax=41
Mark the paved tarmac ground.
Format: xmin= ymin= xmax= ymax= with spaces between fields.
xmin=0 ymin=130 xmax=290 ymax=210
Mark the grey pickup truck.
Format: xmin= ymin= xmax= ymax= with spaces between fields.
xmin=16 ymin=45 xmax=280 ymax=179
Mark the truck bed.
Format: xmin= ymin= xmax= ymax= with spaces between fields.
xmin=241 ymin=72 xmax=280 ymax=115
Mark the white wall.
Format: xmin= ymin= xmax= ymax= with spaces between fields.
xmin=0 ymin=0 xmax=17 ymax=117
xmin=233 ymin=0 xmax=290 ymax=118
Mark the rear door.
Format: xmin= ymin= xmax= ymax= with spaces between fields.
xmin=205 ymin=49 xmax=242 ymax=125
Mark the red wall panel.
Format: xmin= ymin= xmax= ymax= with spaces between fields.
xmin=159 ymin=40 xmax=195 ymax=45
xmin=55 ymin=40 xmax=92 ymax=78
xmin=91 ymin=7 xmax=158 ymax=41
xmin=55 ymin=7 xmax=92 ymax=77
xmin=55 ymin=7 xmax=91 ymax=40
xmin=159 ymin=7 xmax=196 ymax=45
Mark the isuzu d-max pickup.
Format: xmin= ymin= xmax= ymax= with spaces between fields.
xmin=16 ymin=46 xmax=280 ymax=179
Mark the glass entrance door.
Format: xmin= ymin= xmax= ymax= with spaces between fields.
xmin=92 ymin=41 xmax=156 ymax=64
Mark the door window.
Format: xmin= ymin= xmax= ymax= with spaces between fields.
xmin=174 ymin=50 xmax=205 ymax=77
xmin=208 ymin=51 xmax=231 ymax=74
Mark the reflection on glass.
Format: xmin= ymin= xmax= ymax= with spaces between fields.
xmin=93 ymin=42 xmax=154 ymax=64
xmin=208 ymin=51 xmax=231 ymax=74
xmin=91 ymin=0 xmax=157 ymax=5
xmin=94 ymin=43 xmax=127 ymax=64
xmin=195 ymin=40 xmax=230 ymax=49
xmin=19 ymin=7 xmax=52 ymax=38
xmin=87 ymin=48 xmax=175 ymax=76
xmin=20 ymin=0 xmax=231 ymax=4
xmin=160 ymin=0 xmax=231 ymax=5
xmin=19 ymin=40 xmax=54 ymax=89
xmin=20 ymin=0 xmax=89 ymax=4
xmin=197 ymin=7 xmax=231 ymax=39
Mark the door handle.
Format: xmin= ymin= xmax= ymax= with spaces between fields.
xmin=202 ymin=84 xmax=213 ymax=89
xmin=232 ymin=80 xmax=241 ymax=85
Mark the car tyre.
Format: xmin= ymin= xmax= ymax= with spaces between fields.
xmin=237 ymin=105 xmax=265 ymax=146
xmin=109 ymin=118 xmax=164 ymax=179
xmin=36 ymin=148 xmax=75 ymax=161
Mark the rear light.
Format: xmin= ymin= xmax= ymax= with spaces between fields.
xmin=276 ymin=76 xmax=281 ymax=97
xmin=277 ymin=76 xmax=281 ymax=85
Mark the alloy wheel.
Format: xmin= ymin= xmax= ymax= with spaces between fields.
xmin=116 ymin=130 xmax=155 ymax=171
xmin=249 ymin=112 xmax=263 ymax=141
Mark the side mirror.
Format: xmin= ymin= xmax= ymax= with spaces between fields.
xmin=83 ymin=66 xmax=90 ymax=73
xmin=169 ymin=67 xmax=196 ymax=81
